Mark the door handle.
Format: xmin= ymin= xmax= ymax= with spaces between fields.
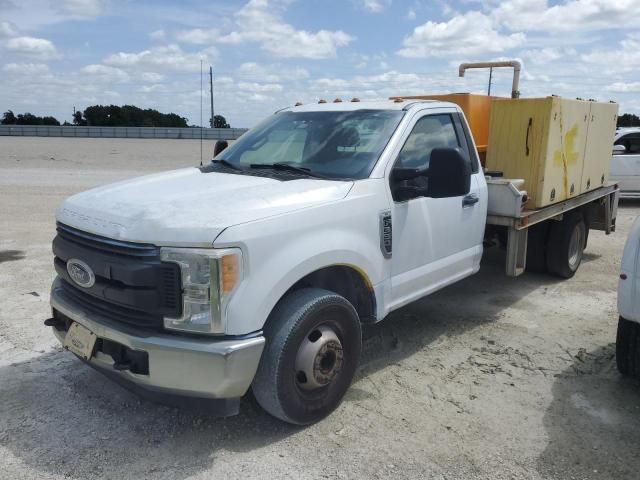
xmin=463 ymin=193 xmax=479 ymax=207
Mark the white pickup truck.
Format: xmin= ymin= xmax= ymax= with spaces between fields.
xmin=47 ymin=98 xmax=618 ymax=424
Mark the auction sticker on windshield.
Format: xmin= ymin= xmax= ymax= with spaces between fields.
xmin=64 ymin=322 xmax=97 ymax=360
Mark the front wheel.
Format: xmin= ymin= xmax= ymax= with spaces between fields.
xmin=252 ymin=288 xmax=362 ymax=424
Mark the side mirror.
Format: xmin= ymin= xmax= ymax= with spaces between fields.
xmin=428 ymin=147 xmax=471 ymax=198
xmin=613 ymin=144 xmax=626 ymax=155
xmin=214 ymin=140 xmax=228 ymax=157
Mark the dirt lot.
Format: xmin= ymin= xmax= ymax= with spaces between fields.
xmin=1 ymin=137 xmax=640 ymax=480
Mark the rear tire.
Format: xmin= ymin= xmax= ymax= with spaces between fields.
xmin=617 ymin=316 xmax=640 ymax=378
xmin=252 ymin=288 xmax=362 ymax=425
xmin=546 ymin=211 xmax=586 ymax=278
xmin=526 ymin=222 xmax=549 ymax=273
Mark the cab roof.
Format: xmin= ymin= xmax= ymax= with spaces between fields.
xmin=283 ymin=99 xmax=456 ymax=113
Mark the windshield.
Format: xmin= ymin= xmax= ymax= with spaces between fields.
xmin=217 ymin=110 xmax=404 ymax=180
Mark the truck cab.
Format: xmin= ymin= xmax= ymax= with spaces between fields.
xmin=48 ymin=99 xmax=488 ymax=423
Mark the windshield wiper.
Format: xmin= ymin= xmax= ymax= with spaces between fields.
xmin=213 ymin=158 xmax=243 ymax=171
xmin=249 ymin=163 xmax=328 ymax=179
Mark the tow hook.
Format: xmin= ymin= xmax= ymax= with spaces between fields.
xmin=44 ymin=317 xmax=64 ymax=328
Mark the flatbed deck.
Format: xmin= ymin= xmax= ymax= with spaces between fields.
xmin=485 ymin=183 xmax=619 ymax=276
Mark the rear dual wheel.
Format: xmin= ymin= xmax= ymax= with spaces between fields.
xmin=526 ymin=212 xmax=587 ymax=278
xmin=546 ymin=211 xmax=587 ymax=278
xmin=252 ymin=288 xmax=361 ymax=425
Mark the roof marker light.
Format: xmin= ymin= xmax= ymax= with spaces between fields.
xmin=318 ymin=99 xmax=327 ymax=104
xmin=351 ymin=97 xmax=360 ymax=102
xmin=333 ymin=98 xmax=342 ymax=103
xmin=294 ymin=101 xmax=303 ymax=106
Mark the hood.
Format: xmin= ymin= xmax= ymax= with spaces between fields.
xmin=57 ymin=167 xmax=353 ymax=245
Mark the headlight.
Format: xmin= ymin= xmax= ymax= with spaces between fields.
xmin=160 ymin=247 xmax=242 ymax=334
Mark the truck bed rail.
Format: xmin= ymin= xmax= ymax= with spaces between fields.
xmin=487 ymin=183 xmax=619 ymax=232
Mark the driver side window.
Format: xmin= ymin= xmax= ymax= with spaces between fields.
xmin=615 ymin=133 xmax=640 ymax=154
xmin=397 ymin=114 xmax=460 ymax=170
xmin=391 ymin=114 xmax=461 ymax=202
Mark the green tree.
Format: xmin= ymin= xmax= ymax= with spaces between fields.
xmin=41 ymin=116 xmax=60 ymax=126
xmin=213 ymin=114 xmax=230 ymax=128
xmin=618 ymin=113 xmax=640 ymax=128
xmin=2 ymin=110 xmax=17 ymax=125
xmin=80 ymin=105 xmax=188 ymax=127
xmin=73 ymin=110 xmax=85 ymax=125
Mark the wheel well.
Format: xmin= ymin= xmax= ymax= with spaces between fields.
xmin=287 ymin=265 xmax=376 ymax=322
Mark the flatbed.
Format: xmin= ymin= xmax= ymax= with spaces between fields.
xmin=486 ymin=183 xmax=619 ymax=276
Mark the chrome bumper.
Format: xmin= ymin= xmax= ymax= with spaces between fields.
xmin=50 ymin=278 xmax=265 ymax=400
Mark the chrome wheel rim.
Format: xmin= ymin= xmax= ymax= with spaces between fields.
xmin=295 ymin=325 xmax=344 ymax=391
xmin=568 ymin=224 xmax=584 ymax=270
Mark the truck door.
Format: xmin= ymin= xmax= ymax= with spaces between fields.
xmin=386 ymin=109 xmax=487 ymax=309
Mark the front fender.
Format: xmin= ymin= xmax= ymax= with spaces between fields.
xmin=215 ymin=181 xmax=390 ymax=335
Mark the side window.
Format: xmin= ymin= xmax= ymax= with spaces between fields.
xmin=396 ymin=114 xmax=460 ymax=169
xmin=391 ymin=114 xmax=471 ymax=202
xmin=615 ymin=134 xmax=640 ymax=154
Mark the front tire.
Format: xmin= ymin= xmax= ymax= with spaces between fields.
xmin=617 ymin=316 xmax=640 ymax=378
xmin=252 ymin=288 xmax=362 ymax=425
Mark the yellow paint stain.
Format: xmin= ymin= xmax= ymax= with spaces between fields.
xmin=553 ymin=124 xmax=580 ymax=197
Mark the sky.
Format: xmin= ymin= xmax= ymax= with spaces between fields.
xmin=1 ymin=0 xmax=639 ymax=128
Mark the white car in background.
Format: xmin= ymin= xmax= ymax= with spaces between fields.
xmin=611 ymin=127 xmax=640 ymax=198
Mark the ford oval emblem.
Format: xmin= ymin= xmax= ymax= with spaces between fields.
xmin=67 ymin=259 xmax=95 ymax=288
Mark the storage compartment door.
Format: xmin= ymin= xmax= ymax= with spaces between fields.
xmin=582 ymin=102 xmax=618 ymax=193
xmin=538 ymin=98 xmax=589 ymax=206
xmin=486 ymin=98 xmax=551 ymax=208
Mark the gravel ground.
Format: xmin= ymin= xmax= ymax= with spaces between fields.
xmin=1 ymin=136 xmax=640 ymax=480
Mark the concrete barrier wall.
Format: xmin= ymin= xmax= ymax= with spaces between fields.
xmin=0 ymin=125 xmax=247 ymax=140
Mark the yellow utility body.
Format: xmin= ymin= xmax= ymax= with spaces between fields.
xmin=485 ymin=97 xmax=618 ymax=208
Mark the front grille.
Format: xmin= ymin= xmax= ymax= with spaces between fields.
xmin=58 ymin=280 xmax=164 ymax=329
xmin=53 ymin=223 xmax=182 ymax=331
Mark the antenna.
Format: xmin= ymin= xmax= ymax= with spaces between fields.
xmin=209 ymin=66 xmax=215 ymax=128
xmin=200 ymin=59 xmax=203 ymax=167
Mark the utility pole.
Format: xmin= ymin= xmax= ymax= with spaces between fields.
xmin=487 ymin=67 xmax=493 ymax=96
xmin=209 ymin=66 xmax=215 ymax=128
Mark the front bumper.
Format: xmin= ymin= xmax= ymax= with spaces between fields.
xmin=50 ymin=278 xmax=265 ymax=403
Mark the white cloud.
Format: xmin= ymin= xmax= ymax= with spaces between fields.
xmin=176 ymin=28 xmax=220 ymax=44
xmin=217 ymin=0 xmax=354 ymax=59
xmin=237 ymin=62 xmax=309 ymax=82
xmin=237 ymin=81 xmax=283 ymax=92
xmin=149 ymin=29 xmax=166 ymax=41
xmin=104 ymin=44 xmax=217 ymax=72
xmin=0 ymin=21 xmax=17 ymax=38
xmin=407 ymin=8 xmax=416 ymax=20
xmin=2 ymin=62 xmax=50 ymax=74
xmin=522 ymin=48 xmax=562 ymax=65
xmin=140 ymin=71 xmax=164 ymax=83
xmin=606 ymin=82 xmax=640 ymax=93
xmin=581 ymin=34 xmax=640 ymax=73
xmin=56 ymin=0 xmax=103 ymax=18
xmin=398 ymin=11 xmax=525 ymax=58
xmin=81 ymin=64 xmax=129 ymax=82
xmin=5 ymin=36 xmax=58 ymax=59
xmin=357 ymin=0 xmax=390 ymax=13
xmin=492 ymin=0 xmax=640 ymax=32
